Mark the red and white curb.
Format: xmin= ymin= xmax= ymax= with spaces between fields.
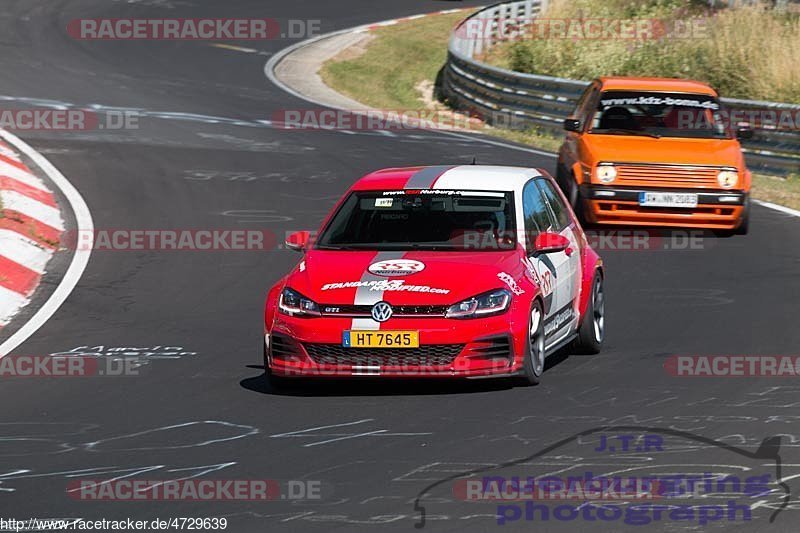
xmin=0 ymin=141 xmax=64 ymax=326
xmin=0 ymin=129 xmax=93 ymax=357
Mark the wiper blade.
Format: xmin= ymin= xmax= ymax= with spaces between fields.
xmin=592 ymin=128 xmax=661 ymax=139
xmin=314 ymin=244 xmax=370 ymax=250
xmin=317 ymin=243 xmax=460 ymax=251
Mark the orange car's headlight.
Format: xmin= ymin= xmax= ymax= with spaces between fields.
xmin=596 ymin=163 xmax=617 ymax=184
xmin=717 ymin=170 xmax=738 ymax=189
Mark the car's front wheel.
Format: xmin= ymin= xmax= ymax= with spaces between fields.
xmin=735 ymin=196 xmax=750 ymax=235
xmin=518 ymin=301 xmax=545 ymax=386
xmin=574 ymin=272 xmax=604 ymax=354
xmin=264 ymin=340 xmax=289 ymax=390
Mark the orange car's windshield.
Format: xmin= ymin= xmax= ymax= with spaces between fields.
xmin=589 ymin=91 xmax=729 ymax=139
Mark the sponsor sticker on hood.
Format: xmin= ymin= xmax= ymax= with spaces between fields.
xmin=368 ymin=259 xmax=425 ymax=277
xmin=321 ymin=280 xmax=449 ymax=295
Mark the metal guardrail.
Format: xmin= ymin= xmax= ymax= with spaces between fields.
xmin=442 ymin=0 xmax=800 ymax=175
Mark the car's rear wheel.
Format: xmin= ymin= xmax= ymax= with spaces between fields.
xmin=518 ymin=301 xmax=545 ymax=386
xmin=574 ymin=272 xmax=604 ymax=354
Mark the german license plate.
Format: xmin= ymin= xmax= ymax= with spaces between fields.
xmin=342 ymin=331 xmax=419 ymax=348
xmin=639 ymin=192 xmax=698 ymax=208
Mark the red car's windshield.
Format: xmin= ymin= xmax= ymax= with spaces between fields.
xmin=316 ymin=190 xmax=517 ymax=251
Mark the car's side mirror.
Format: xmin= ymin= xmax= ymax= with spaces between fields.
xmin=533 ymin=232 xmax=570 ymax=254
xmin=285 ymin=231 xmax=311 ymax=252
xmin=563 ymin=118 xmax=581 ymax=132
xmin=736 ymin=124 xmax=754 ymax=141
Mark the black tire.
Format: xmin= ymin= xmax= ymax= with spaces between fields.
xmin=264 ymin=340 xmax=289 ymax=389
xmin=518 ymin=300 xmax=546 ymax=386
xmin=570 ymin=182 xmax=588 ymax=227
xmin=557 ymin=161 xmax=587 ymax=226
xmin=735 ymin=196 xmax=750 ymax=235
xmin=555 ymin=160 xmax=570 ymax=194
xmin=574 ymin=272 xmax=604 ymax=354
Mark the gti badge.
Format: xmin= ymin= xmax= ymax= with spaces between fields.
xmin=371 ymin=301 xmax=393 ymax=322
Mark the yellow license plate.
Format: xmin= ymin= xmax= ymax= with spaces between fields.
xmin=342 ymin=331 xmax=419 ymax=348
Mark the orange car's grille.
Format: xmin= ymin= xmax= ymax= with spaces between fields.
xmin=615 ymin=164 xmax=721 ymax=188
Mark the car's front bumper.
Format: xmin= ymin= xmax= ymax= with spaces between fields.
xmin=266 ymin=314 xmax=527 ymax=378
xmin=580 ymin=185 xmax=747 ymax=230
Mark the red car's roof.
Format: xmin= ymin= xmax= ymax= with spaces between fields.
xmin=351 ymin=167 xmax=424 ymax=191
xmin=350 ymin=165 xmax=544 ymax=192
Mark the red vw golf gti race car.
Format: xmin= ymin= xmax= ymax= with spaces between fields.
xmin=263 ymin=165 xmax=605 ymax=387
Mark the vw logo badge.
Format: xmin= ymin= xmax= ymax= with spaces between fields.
xmin=371 ymin=302 xmax=393 ymax=322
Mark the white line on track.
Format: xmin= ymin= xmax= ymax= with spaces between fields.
xmin=269 ymin=419 xmax=374 ymax=438
xmin=0 ymin=129 xmax=94 ymax=357
xmin=304 ymin=430 xmax=388 ymax=447
xmin=754 ymin=199 xmax=800 ymax=218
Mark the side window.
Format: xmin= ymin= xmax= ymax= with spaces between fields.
xmin=536 ymin=179 xmax=571 ymax=231
xmin=522 ymin=180 xmax=553 ymax=248
xmin=581 ymin=86 xmax=601 ymax=130
xmin=574 ymin=83 xmax=599 ymax=130
xmin=573 ymin=86 xmax=592 ymax=117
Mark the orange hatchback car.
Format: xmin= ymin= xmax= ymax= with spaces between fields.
xmin=557 ymin=77 xmax=752 ymax=234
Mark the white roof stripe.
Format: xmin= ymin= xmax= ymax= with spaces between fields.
xmin=433 ymin=165 xmax=541 ymax=192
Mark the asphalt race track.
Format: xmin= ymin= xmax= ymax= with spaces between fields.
xmin=1 ymin=1 xmax=799 ymax=531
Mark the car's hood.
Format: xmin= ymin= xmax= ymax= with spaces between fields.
xmin=582 ymin=134 xmax=743 ymax=167
xmin=285 ymin=249 xmax=525 ymax=305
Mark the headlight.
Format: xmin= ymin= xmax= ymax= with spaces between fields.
xmin=278 ymin=288 xmax=321 ymax=317
xmin=446 ymin=289 xmax=512 ymax=319
xmin=596 ymin=164 xmax=617 ymax=184
xmin=717 ymin=169 xmax=738 ymax=189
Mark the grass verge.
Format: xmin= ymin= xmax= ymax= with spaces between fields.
xmin=752 ymin=173 xmax=800 ymax=211
xmin=321 ymin=8 xmax=800 ymax=211
xmin=487 ymin=0 xmax=800 ymax=102
xmin=319 ymin=10 xmax=561 ymax=151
